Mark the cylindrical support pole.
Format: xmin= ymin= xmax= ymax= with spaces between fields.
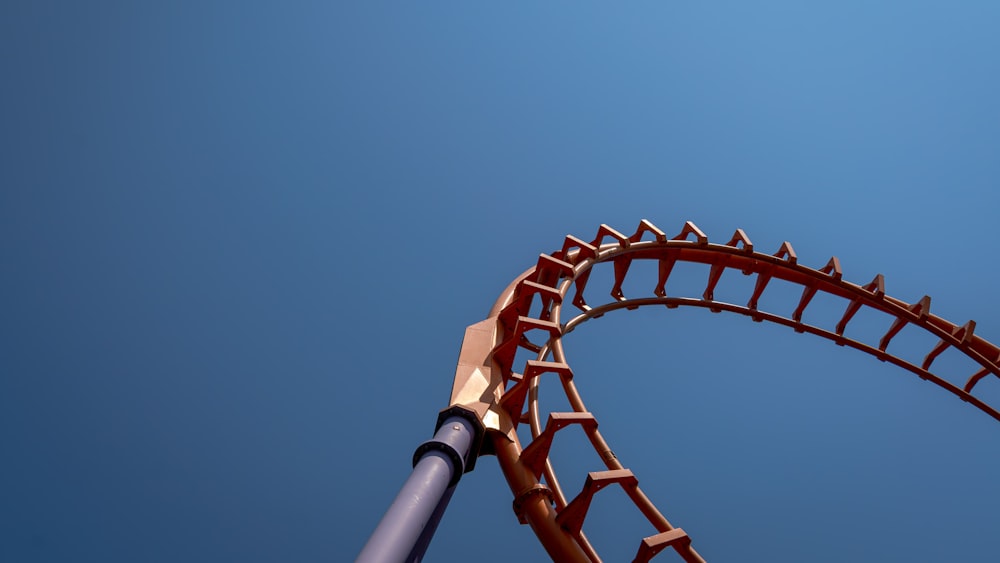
xmin=406 ymin=482 xmax=457 ymax=561
xmin=357 ymin=415 xmax=476 ymax=562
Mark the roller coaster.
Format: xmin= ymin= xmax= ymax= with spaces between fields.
xmin=359 ymin=219 xmax=1000 ymax=562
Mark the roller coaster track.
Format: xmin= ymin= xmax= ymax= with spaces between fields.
xmin=445 ymin=219 xmax=1000 ymax=562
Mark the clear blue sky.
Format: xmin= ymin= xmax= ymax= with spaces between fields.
xmin=3 ymin=2 xmax=1000 ymax=562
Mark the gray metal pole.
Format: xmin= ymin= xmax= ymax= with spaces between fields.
xmin=406 ymin=481 xmax=456 ymax=562
xmin=357 ymin=415 xmax=476 ymax=562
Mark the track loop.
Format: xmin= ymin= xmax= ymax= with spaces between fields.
xmin=450 ymin=219 xmax=1000 ymax=562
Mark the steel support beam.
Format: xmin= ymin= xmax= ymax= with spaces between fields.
xmin=357 ymin=414 xmax=478 ymax=562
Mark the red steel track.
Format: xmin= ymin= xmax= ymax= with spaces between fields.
xmin=447 ymin=219 xmax=1000 ymax=562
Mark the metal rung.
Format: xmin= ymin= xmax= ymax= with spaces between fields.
xmin=557 ymin=469 xmax=638 ymax=535
xmin=634 ymin=528 xmax=692 ymax=562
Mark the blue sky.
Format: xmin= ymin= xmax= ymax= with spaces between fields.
xmin=3 ymin=2 xmax=1000 ymax=562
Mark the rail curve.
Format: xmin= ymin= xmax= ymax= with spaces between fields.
xmin=447 ymin=219 xmax=1000 ymax=562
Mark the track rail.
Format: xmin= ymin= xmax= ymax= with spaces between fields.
xmin=447 ymin=219 xmax=1000 ymax=562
